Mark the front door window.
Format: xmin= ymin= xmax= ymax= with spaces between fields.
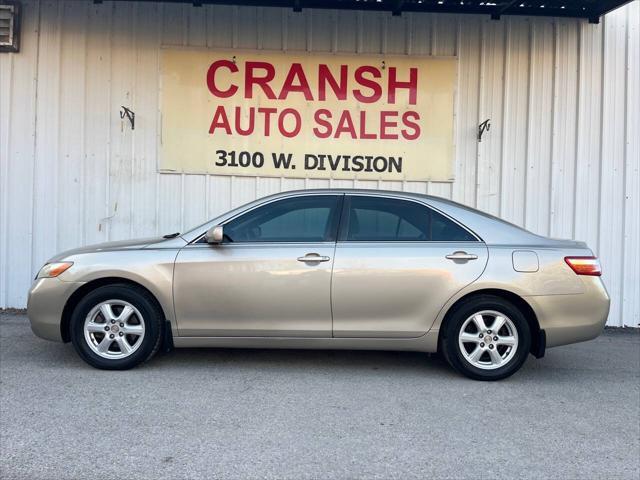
xmin=224 ymin=195 xmax=342 ymax=243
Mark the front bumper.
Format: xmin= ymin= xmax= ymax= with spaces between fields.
xmin=27 ymin=278 xmax=84 ymax=342
xmin=526 ymin=276 xmax=610 ymax=348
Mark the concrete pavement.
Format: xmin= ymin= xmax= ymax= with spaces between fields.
xmin=1 ymin=312 xmax=638 ymax=479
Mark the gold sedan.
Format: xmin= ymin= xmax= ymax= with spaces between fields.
xmin=27 ymin=189 xmax=609 ymax=380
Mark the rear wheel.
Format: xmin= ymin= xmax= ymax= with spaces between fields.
xmin=70 ymin=284 xmax=164 ymax=370
xmin=441 ymin=295 xmax=531 ymax=381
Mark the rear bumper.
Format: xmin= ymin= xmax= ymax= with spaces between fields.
xmin=526 ymin=276 xmax=610 ymax=348
xmin=27 ymin=278 xmax=84 ymax=342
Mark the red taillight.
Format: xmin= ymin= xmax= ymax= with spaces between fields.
xmin=564 ymin=256 xmax=602 ymax=276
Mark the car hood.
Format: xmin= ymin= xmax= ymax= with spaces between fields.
xmin=47 ymin=237 xmax=166 ymax=263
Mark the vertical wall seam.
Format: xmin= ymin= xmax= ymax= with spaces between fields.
xmin=180 ymin=172 xmax=185 ymax=232
xmin=619 ymin=8 xmax=631 ymax=327
xmin=475 ymin=19 xmax=486 ymax=210
xmin=281 ymin=9 xmax=287 ymax=50
xmin=81 ymin=1 xmax=89 ymax=247
xmin=306 ymin=9 xmax=312 ymax=52
xmin=498 ymin=18 xmax=510 ymax=219
xmin=130 ymin=2 xmax=138 ymax=239
xmin=572 ymin=19 xmax=582 ymax=240
xmin=596 ymin=15 xmax=607 ymax=255
xmin=155 ymin=2 xmax=163 ymax=235
xmin=54 ymin=0 xmax=63 ymax=249
xmin=405 ymin=13 xmax=411 ymax=55
xmin=382 ymin=13 xmax=388 ymax=54
xmin=357 ymin=11 xmax=362 ymax=54
xmin=257 ymin=7 xmax=263 ymax=49
xmin=473 ymin=17 xmax=480 ymax=208
xmin=28 ymin=0 xmax=42 ymax=280
xmin=0 ymin=54 xmax=13 ymax=305
xmin=0 ymin=49 xmax=15 ymax=306
xmin=331 ymin=9 xmax=337 ymax=53
xmin=523 ymin=19 xmax=533 ymax=229
xmin=179 ymin=3 xmax=188 ymax=231
xmin=182 ymin=3 xmax=188 ymax=46
xmin=548 ymin=19 xmax=558 ymax=236
xmin=104 ymin=1 xmax=114 ymax=241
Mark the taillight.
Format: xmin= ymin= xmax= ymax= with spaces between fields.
xmin=564 ymin=256 xmax=601 ymax=276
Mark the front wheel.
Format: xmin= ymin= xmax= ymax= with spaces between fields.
xmin=70 ymin=284 xmax=164 ymax=370
xmin=441 ymin=296 xmax=531 ymax=381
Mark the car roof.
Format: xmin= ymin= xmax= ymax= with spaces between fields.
xmin=179 ymin=188 xmax=582 ymax=248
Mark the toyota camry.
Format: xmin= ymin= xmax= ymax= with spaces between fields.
xmin=28 ymin=189 xmax=610 ymax=380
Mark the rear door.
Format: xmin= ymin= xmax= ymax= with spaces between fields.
xmin=331 ymin=195 xmax=488 ymax=338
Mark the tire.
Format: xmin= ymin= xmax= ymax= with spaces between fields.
xmin=441 ymin=295 xmax=531 ymax=381
xmin=70 ymin=284 xmax=164 ymax=370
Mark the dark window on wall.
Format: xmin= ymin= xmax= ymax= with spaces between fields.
xmin=0 ymin=2 xmax=20 ymax=53
xmin=343 ymin=196 xmax=477 ymax=242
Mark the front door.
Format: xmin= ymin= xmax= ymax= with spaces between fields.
xmin=331 ymin=195 xmax=488 ymax=338
xmin=174 ymin=194 xmax=343 ymax=337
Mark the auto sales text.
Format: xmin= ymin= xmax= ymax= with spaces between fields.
xmin=206 ymin=59 xmax=421 ymax=141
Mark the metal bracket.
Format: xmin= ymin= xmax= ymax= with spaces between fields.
xmin=478 ymin=119 xmax=491 ymax=142
xmin=120 ymin=106 xmax=135 ymax=130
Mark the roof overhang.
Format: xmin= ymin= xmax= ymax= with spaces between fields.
xmin=99 ymin=0 xmax=634 ymax=24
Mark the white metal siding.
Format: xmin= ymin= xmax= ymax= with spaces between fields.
xmin=0 ymin=0 xmax=638 ymax=327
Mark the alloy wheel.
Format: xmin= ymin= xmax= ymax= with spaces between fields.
xmin=458 ymin=310 xmax=519 ymax=370
xmin=83 ymin=300 xmax=146 ymax=360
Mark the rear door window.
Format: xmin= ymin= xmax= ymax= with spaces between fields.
xmin=342 ymin=196 xmax=477 ymax=242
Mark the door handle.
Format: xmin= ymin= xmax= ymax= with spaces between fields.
xmin=297 ymin=253 xmax=331 ymax=263
xmin=446 ymin=251 xmax=478 ymax=261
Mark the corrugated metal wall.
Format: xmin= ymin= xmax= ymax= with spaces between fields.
xmin=1 ymin=0 xmax=638 ymax=327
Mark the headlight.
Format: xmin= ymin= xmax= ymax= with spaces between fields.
xmin=36 ymin=262 xmax=74 ymax=279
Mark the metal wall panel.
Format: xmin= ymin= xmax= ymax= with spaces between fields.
xmin=0 ymin=0 xmax=638 ymax=328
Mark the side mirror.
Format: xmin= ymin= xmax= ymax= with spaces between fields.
xmin=205 ymin=225 xmax=224 ymax=244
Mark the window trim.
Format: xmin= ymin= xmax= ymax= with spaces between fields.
xmin=192 ymin=193 xmax=345 ymax=245
xmin=338 ymin=194 xmax=481 ymax=243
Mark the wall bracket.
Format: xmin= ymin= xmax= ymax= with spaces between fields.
xmin=120 ymin=106 xmax=135 ymax=130
xmin=478 ymin=119 xmax=491 ymax=142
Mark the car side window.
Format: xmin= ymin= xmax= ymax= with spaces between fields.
xmin=343 ymin=196 xmax=476 ymax=242
xmin=430 ymin=208 xmax=477 ymax=241
xmin=223 ymin=195 xmax=341 ymax=243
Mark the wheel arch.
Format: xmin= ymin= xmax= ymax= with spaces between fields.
xmin=437 ymin=288 xmax=545 ymax=358
xmin=60 ymin=277 xmax=169 ymax=343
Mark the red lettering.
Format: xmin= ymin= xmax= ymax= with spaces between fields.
xmin=388 ymin=67 xmax=418 ymax=105
xmin=258 ymin=107 xmax=277 ymax=136
xmin=313 ymin=109 xmax=333 ymax=138
xmin=334 ymin=110 xmax=357 ymax=139
xmin=359 ymin=111 xmax=377 ymax=139
xmin=318 ymin=64 xmax=347 ymax=101
xmin=401 ymin=111 xmax=421 ymax=140
xmin=245 ymin=61 xmax=276 ymax=99
xmin=206 ymin=60 xmax=238 ymax=98
xmin=353 ymin=66 xmax=382 ymax=104
xmin=278 ymin=63 xmax=313 ymax=100
xmin=380 ymin=111 xmax=399 ymax=140
xmin=278 ymin=108 xmax=302 ymax=138
xmin=234 ymin=106 xmax=254 ymax=136
xmin=208 ymin=105 xmax=231 ymax=135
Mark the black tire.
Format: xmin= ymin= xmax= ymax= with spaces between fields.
xmin=70 ymin=284 xmax=164 ymax=370
xmin=440 ymin=295 xmax=531 ymax=381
